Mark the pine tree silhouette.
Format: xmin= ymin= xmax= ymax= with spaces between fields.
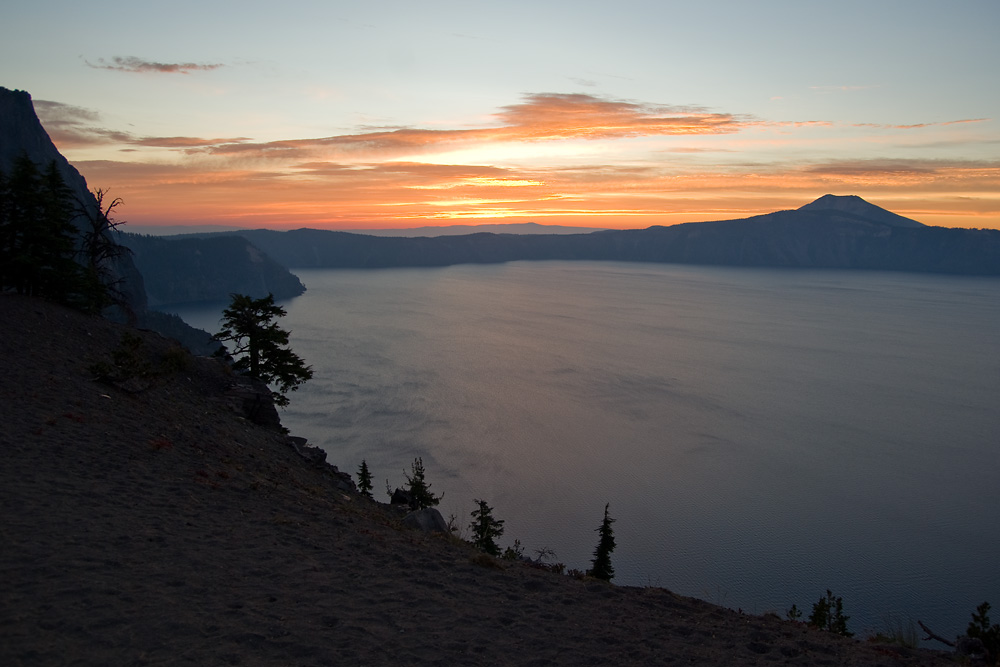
xmin=589 ymin=503 xmax=616 ymax=581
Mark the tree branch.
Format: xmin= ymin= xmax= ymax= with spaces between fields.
xmin=918 ymin=620 xmax=955 ymax=647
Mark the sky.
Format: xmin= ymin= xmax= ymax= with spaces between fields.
xmin=2 ymin=0 xmax=998 ymax=231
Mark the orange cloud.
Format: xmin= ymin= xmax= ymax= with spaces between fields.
xmin=491 ymin=93 xmax=748 ymax=139
xmin=74 ymin=153 xmax=999 ymax=231
xmin=48 ymin=93 xmax=999 ymax=231
xmin=198 ymin=93 xmax=753 ymax=160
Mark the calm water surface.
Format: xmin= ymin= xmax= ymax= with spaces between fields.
xmin=171 ymin=261 xmax=1000 ymax=638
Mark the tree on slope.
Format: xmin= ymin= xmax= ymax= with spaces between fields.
xmin=215 ymin=293 xmax=313 ymax=407
xmin=0 ymin=156 xmax=81 ymax=302
xmin=469 ymin=499 xmax=505 ymax=557
xmin=588 ymin=503 xmax=616 ymax=581
xmin=404 ymin=457 xmax=439 ymax=509
xmin=74 ymin=187 xmax=132 ymax=314
xmin=356 ymin=459 xmax=374 ymax=499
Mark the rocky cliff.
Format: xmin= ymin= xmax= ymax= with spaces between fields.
xmin=0 ymin=87 xmax=147 ymax=313
xmin=0 ymin=87 xmax=228 ymax=353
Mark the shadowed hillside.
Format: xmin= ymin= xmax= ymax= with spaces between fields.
xmin=0 ymin=293 xmax=959 ymax=666
xmin=119 ymin=232 xmax=306 ymax=306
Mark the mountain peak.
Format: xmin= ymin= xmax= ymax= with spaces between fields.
xmin=798 ymin=194 xmax=924 ymax=228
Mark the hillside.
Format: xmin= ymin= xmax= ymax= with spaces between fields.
xmin=118 ymin=232 xmax=306 ymax=306
xmin=0 ymin=293 xmax=958 ymax=666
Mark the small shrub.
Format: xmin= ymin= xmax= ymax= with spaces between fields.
xmin=90 ymin=332 xmax=153 ymax=383
xmin=446 ymin=513 xmax=465 ymax=539
xmin=159 ymin=344 xmax=189 ymax=373
xmin=967 ymin=601 xmax=1000 ymax=664
xmin=875 ymin=614 xmax=918 ymax=649
xmin=786 ymin=604 xmax=802 ymax=621
xmin=534 ymin=546 xmax=557 ymax=563
xmin=808 ymin=590 xmax=852 ymax=637
xmin=502 ymin=539 xmax=524 ymax=561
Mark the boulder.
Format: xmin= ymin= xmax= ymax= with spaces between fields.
xmin=224 ymin=376 xmax=282 ymax=430
xmin=390 ymin=487 xmax=413 ymax=507
xmin=955 ymin=636 xmax=988 ymax=662
xmin=402 ymin=508 xmax=449 ymax=534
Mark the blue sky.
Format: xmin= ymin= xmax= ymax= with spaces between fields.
xmin=3 ymin=0 xmax=998 ymax=229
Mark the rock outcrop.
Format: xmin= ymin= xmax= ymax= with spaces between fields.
xmin=402 ymin=507 xmax=451 ymax=534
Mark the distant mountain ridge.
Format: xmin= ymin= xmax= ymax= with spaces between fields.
xmin=141 ymin=221 xmax=607 ymax=237
xmin=189 ymin=196 xmax=999 ymax=276
xmin=345 ymin=222 xmax=610 ymax=237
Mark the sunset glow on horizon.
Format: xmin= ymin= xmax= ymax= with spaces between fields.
xmin=3 ymin=1 xmax=998 ymax=231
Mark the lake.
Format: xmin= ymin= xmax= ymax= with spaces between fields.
xmin=170 ymin=261 xmax=1000 ymax=640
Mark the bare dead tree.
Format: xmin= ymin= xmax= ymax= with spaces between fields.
xmin=73 ymin=188 xmax=133 ymax=315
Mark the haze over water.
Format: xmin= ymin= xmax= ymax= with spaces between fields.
xmin=172 ymin=261 xmax=1000 ymax=639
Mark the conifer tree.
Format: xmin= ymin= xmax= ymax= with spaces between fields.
xmin=0 ymin=156 xmax=80 ymax=302
xmin=403 ymin=457 xmax=439 ymax=509
xmin=356 ymin=459 xmax=374 ymax=498
xmin=469 ymin=499 xmax=505 ymax=556
xmin=588 ymin=503 xmax=616 ymax=581
xmin=215 ymin=293 xmax=313 ymax=407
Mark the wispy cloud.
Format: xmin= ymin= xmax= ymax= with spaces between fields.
xmin=810 ymin=84 xmax=881 ymax=93
xmin=84 ymin=56 xmax=224 ymax=74
xmin=33 ymin=100 xmax=100 ymax=124
xmin=34 ymin=100 xmax=133 ymax=147
xmin=802 ymin=158 xmax=1000 ymax=188
xmin=853 ymin=118 xmax=991 ymax=130
xmin=132 ymin=136 xmax=252 ymax=148
xmin=35 ymin=100 xmax=248 ymax=149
